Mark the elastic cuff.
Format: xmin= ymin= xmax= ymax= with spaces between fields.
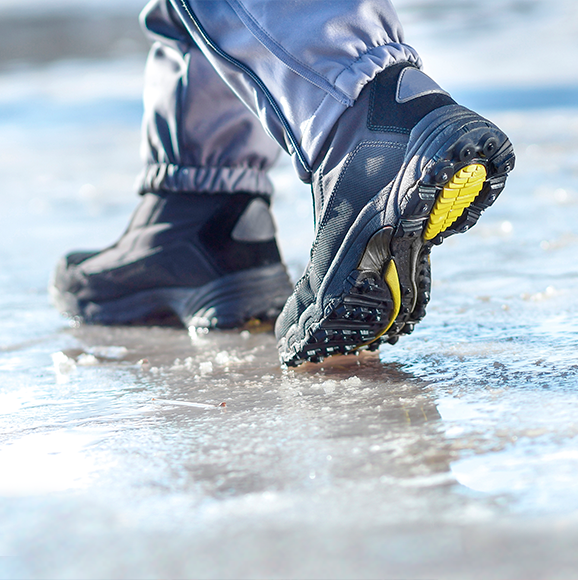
xmin=333 ymin=43 xmax=422 ymax=101
xmin=136 ymin=163 xmax=274 ymax=196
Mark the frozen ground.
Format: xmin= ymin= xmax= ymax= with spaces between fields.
xmin=1 ymin=1 xmax=578 ymax=578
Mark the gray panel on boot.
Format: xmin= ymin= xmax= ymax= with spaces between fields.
xmin=231 ymin=198 xmax=276 ymax=242
xmin=396 ymin=67 xmax=450 ymax=104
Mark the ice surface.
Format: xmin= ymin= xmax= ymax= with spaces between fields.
xmin=2 ymin=1 xmax=578 ymax=579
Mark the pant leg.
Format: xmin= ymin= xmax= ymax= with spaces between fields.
xmin=169 ymin=0 xmax=422 ymax=181
xmin=137 ymin=0 xmax=280 ymax=197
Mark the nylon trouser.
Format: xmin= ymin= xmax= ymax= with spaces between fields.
xmin=137 ymin=0 xmax=422 ymax=192
xmin=138 ymin=0 xmax=280 ymax=196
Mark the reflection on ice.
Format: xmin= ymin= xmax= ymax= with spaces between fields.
xmin=452 ymin=441 xmax=578 ymax=515
xmin=0 ymin=430 xmax=102 ymax=496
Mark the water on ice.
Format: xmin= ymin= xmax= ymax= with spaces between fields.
xmin=2 ymin=1 xmax=578 ymax=578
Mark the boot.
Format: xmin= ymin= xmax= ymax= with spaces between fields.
xmin=276 ymin=63 xmax=515 ymax=366
xmin=51 ymin=191 xmax=293 ymax=329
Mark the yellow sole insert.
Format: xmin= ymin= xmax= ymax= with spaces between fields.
xmin=423 ymin=164 xmax=487 ymax=241
xmin=358 ymin=259 xmax=401 ymax=349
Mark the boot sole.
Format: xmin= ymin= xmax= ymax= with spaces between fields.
xmin=278 ymin=106 xmax=515 ymax=366
xmin=51 ymin=263 xmax=293 ymax=330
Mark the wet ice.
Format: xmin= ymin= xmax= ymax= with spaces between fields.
xmin=2 ymin=0 xmax=578 ymax=578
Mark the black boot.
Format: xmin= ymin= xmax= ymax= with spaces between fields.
xmin=51 ymin=192 xmax=293 ymax=329
xmin=276 ymin=62 xmax=515 ymax=366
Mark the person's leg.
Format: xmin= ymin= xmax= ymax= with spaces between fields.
xmin=137 ymin=0 xmax=279 ymax=197
xmin=169 ymin=0 xmax=422 ymax=181
xmin=50 ymin=0 xmax=293 ymax=329
xmin=168 ymin=0 xmax=515 ymax=365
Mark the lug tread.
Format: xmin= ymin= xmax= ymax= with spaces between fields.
xmin=281 ymin=121 xmax=515 ymax=367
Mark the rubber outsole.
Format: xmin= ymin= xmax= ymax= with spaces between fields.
xmin=50 ymin=263 xmax=293 ymax=330
xmin=279 ymin=109 xmax=515 ymax=367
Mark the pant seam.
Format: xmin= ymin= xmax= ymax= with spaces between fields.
xmin=228 ymin=0 xmax=354 ymax=107
xmin=173 ymin=0 xmax=312 ymax=177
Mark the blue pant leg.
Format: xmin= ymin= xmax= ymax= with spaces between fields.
xmin=137 ymin=0 xmax=280 ymax=196
xmin=169 ymin=0 xmax=422 ymax=180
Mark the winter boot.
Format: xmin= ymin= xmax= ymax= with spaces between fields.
xmin=276 ymin=62 xmax=515 ymax=366
xmin=51 ymin=192 xmax=293 ymax=329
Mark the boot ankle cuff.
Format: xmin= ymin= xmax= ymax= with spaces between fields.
xmin=136 ymin=163 xmax=274 ymax=196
